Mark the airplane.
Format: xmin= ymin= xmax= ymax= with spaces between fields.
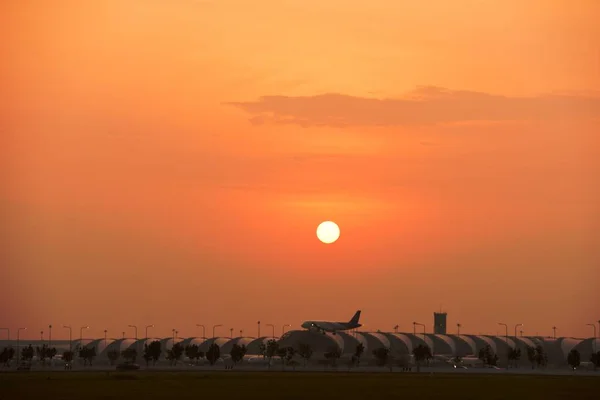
xmin=300 ymin=311 xmax=362 ymax=335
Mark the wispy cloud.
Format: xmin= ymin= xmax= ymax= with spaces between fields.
xmin=227 ymin=86 xmax=600 ymax=127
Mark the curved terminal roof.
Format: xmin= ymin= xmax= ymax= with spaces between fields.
xmin=384 ymin=333 xmax=413 ymax=355
xmin=278 ymin=330 xmax=342 ymax=354
xmin=447 ymin=335 xmax=476 ymax=356
xmin=220 ymin=337 xmax=255 ymax=354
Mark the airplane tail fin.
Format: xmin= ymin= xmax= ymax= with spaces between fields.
xmin=349 ymin=310 xmax=361 ymax=326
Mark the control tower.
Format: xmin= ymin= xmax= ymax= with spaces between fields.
xmin=433 ymin=312 xmax=447 ymax=334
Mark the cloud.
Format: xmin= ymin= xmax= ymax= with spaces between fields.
xmin=227 ymin=86 xmax=600 ymax=127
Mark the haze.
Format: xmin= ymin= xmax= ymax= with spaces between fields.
xmin=1 ymin=0 xmax=599 ymax=340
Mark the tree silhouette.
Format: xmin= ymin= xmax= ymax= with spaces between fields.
xmin=148 ymin=341 xmax=162 ymax=366
xmin=265 ymin=339 xmax=278 ymax=368
xmin=591 ymin=351 xmax=600 ymax=371
xmin=507 ymin=347 xmax=521 ymax=369
xmin=21 ymin=345 xmax=34 ymax=362
xmin=526 ymin=346 xmax=537 ymax=369
xmin=78 ymin=346 xmax=97 ymax=366
xmin=230 ymin=344 xmax=247 ymax=365
xmin=354 ymin=343 xmax=365 ymax=366
xmin=184 ymin=344 xmax=202 ymax=365
xmin=372 ymin=347 xmax=390 ymax=368
xmin=0 ymin=348 xmax=15 ymax=367
xmin=107 ymin=349 xmax=119 ymax=366
xmin=276 ymin=347 xmax=288 ymax=370
xmin=166 ymin=343 xmax=184 ymax=366
xmin=324 ymin=345 xmax=342 ymax=369
xmin=206 ymin=343 xmax=220 ymax=366
xmin=535 ymin=345 xmax=547 ymax=368
xmin=35 ymin=344 xmax=57 ymax=366
xmin=121 ymin=348 xmax=137 ymax=364
xmin=413 ymin=344 xmax=432 ymax=372
xmin=297 ymin=342 xmax=313 ymax=367
xmin=258 ymin=342 xmax=267 ymax=360
xmin=567 ymin=349 xmax=581 ymax=371
xmin=478 ymin=345 xmax=498 ymax=367
xmin=62 ymin=351 xmax=74 ymax=370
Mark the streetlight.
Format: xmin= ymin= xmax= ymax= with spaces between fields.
xmin=48 ymin=325 xmax=52 ymax=346
xmin=394 ymin=325 xmax=399 ymax=333
xmin=104 ymin=330 xmax=108 ymax=347
xmin=587 ymin=323 xmax=597 ymax=353
xmin=63 ymin=325 xmax=72 ymax=351
xmin=122 ymin=331 xmax=125 ymax=339
xmin=172 ymin=329 xmax=176 ymax=343
xmin=552 ymin=326 xmax=557 ymax=339
xmin=128 ymin=325 xmax=138 ymax=340
xmin=40 ymin=330 xmax=44 ymax=341
xmin=413 ymin=322 xmax=426 ymax=342
xmin=240 ymin=329 xmax=243 ymax=337
xmin=145 ymin=325 xmax=154 ymax=339
xmin=266 ymin=324 xmax=275 ymax=338
xmin=212 ymin=324 xmax=222 ymax=338
xmin=520 ymin=330 xmax=524 ymax=337
xmin=282 ymin=324 xmax=291 ymax=336
xmin=0 ymin=328 xmax=9 ymax=341
xmin=196 ymin=324 xmax=206 ymax=339
xmin=230 ymin=328 xmax=234 ymax=338
xmin=80 ymin=326 xmax=89 ymax=341
xmin=498 ymin=323 xmax=508 ymax=340
xmin=457 ymin=323 xmax=461 ymax=336
xmin=16 ymin=328 xmax=27 ymax=363
xmin=514 ymin=324 xmax=523 ymax=338
xmin=257 ymin=321 xmax=261 ymax=338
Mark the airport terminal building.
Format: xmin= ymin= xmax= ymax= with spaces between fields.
xmin=1 ymin=327 xmax=598 ymax=369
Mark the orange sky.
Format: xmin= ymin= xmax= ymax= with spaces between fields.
xmin=1 ymin=0 xmax=599 ymax=340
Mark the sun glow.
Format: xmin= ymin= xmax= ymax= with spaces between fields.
xmin=316 ymin=221 xmax=340 ymax=244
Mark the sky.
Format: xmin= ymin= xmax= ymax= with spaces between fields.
xmin=1 ymin=0 xmax=599 ymax=341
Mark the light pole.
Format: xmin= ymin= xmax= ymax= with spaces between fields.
xmin=122 ymin=331 xmax=125 ymax=339
xmin=413 ymin=322 xmax=425 ymax=338
xmin=63 ymin=325 xmax=72 ymax=351
xmin=172 ymin=329 xmax=176 ymax=343
xmin=104 ymin=330 xmax=108 ymax=347
xmin=16 ymin=328 xmax=27 ymax=364
xmin=80 ymin=326 xmax=89 ymax=341
xmin=48 ymin=325 xmax=52 ymax=347
xmin=266 ymin=324 xmax=275 ymax=338
xmin=498 ymin=323 xmax=508 ymax=340
xmin=128 ymin=325 xmax=138 ymax=340
xmin=196 ymin=324 xmax=205 ymax=339
xmin=587 ymin=323 xmax=597 ymax=353
xmin=282 ymin=324 xmax=291 ymax=336
xmin=394 ymin=325 xmax=399 ymax=333
xmin=457 ymin=323 xmax=461 ymax=336
xmin=145 ymin=325 xmax=154 ymax=339
xmin=520 ymin=330 xmax=524 ymax=337
xmin=0 ymin=328 xmax=9 ymax=341
xmin=514 ymin=324 xmax=523 ymax=338
xmin=230 ymin=328 xmax=234 ymax=338
xmin=552 ymin=326 xmax=557 ymax=339
xmin=240 ymin=330 xmax=243 ymax=337
xmin=40 ymin=330 xmax=44 ymax=341
xmin=212 ymin=324 xmax=222 ymax=339
xmin=257 ymin=321 xmax=261 ymax=338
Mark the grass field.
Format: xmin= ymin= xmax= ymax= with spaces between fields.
xmin=1 ymin=371 xmax=598 ymax=399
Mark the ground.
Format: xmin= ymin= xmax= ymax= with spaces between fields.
xmin=1 ymin=372 xmax=598 ymax=399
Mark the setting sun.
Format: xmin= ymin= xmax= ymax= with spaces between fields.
xmin=316 ymin=221 xmax=340 ymax=244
